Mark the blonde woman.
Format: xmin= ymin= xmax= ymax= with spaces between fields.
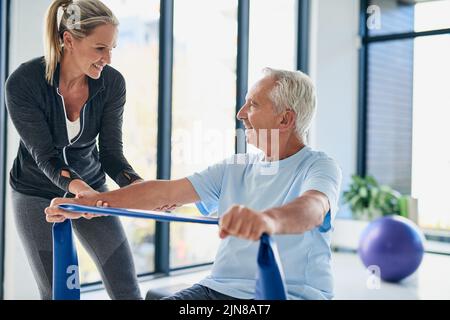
xmin=5 ymin=0 xmax=142 ymax=299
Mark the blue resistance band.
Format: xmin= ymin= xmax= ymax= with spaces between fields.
xmin=53 ymin=204 xmax=288 ymax=300
xmin=58 ymin=204 xmax=220 ymax=224
xmin=52 ymin=219 xmax=80 ymax=300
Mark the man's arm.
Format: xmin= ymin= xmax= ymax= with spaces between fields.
xmin=219 ymin=190 xmax=330 ymax=241
xmin=264 ymin=190 xmax=330 ymax=234
xmin=45 ymin=178 xmax=200 ymax=222
xmin=98 ymin=178 xmax=200 ymax=210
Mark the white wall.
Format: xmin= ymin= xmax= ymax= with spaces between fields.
xmin=308 ymin=0 xmax=362 ymax=248
xmin=309 ymin=0 xmax=360 ymax=217
xmin=4 ymin=0 xmax=51 ymax=300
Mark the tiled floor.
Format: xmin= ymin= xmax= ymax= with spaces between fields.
xmin=333 ymin=251 xmax=450 ymax=299
xmin=82 ymin=251 xmax=450 ymax=300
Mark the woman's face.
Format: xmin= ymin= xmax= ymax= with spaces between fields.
xmin=64 ymin=23 xmax=118 ymax=79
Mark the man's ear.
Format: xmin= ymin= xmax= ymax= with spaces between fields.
xmin=279 ymin=109 xmax=296 ymax=132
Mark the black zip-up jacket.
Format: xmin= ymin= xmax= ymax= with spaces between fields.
xmin=5 ymin=57 xmax=142 ymax=199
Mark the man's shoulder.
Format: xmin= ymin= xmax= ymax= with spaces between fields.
xmin=302 ymin=147 xmax=340 ymax=172
xmin=304 ymin=147 xmax=336 ymax=163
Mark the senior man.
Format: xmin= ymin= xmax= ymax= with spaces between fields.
xmin=46 ymin=68 xmax=342 ymax=300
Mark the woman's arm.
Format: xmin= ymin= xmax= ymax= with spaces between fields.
xmin=98 ymin=72 xmax=142 ymax=187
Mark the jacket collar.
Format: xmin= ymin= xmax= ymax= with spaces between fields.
xmin=52 ymin=62 xmax=105 ymax=99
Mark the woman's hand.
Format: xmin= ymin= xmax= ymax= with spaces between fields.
xmin=45 ymin=197 xmax=83 ymax=223
xmin=45 ymin=189 xmax=108 ymax=223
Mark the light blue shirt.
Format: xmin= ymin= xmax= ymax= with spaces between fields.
xmin=187 ymin=146 xmax=342 ymax=300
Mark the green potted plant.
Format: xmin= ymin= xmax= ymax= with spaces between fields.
xmin=332 ymin=175 xmax=417 ymax=251
xmin=343 ymin=175 xmax=407 ymax=220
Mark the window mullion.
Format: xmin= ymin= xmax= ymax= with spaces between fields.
xmin=155 ymin=0 xmax=174 ymax=275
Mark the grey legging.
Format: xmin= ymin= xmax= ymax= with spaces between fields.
xmin=11 ymin=188 xmax=142 ymax=300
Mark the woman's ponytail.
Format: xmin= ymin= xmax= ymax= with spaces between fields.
xmin=43 ymin=0 xmax=72 ymax=84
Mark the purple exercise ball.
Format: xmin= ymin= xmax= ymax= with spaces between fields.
xmin=358 ymin=215 xmax=425 ymax=282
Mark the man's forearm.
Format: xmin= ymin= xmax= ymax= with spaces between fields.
xmin=263 ymin=191 xmax=329 ymax=234
xmin=92 ymin=180 xmax=170 ymax=210
xmin=82 ymin=179 xmax=199 ymax=211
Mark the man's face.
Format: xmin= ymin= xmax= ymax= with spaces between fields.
xmin=236 ymin=76 xmax=282 ymax=149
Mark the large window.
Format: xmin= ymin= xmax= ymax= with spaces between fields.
xmin=368 ymin=0 xmax=450 ymax=36
xmin=361 ymin=0 xmax=450 ymax=231
xmin=412 ymin=34 xmax=450 ymax=230
xmin=170 ymin=0 xmax=238 ymax=268
xmin=248 ymin=0 xmax=297 ymax=86
xmin=171 ymin=0 xmax=237 ymax=179
xmin=247 ymin=0 xmax=298 ymax=154
xmin=366 ymin=38 xmax=414 ymax=195
xmin=79 ymin=0 xmax=160 ymax=284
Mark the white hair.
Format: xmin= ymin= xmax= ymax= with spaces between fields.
xmin=262 ymin=67 xmax=317 ymax=142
